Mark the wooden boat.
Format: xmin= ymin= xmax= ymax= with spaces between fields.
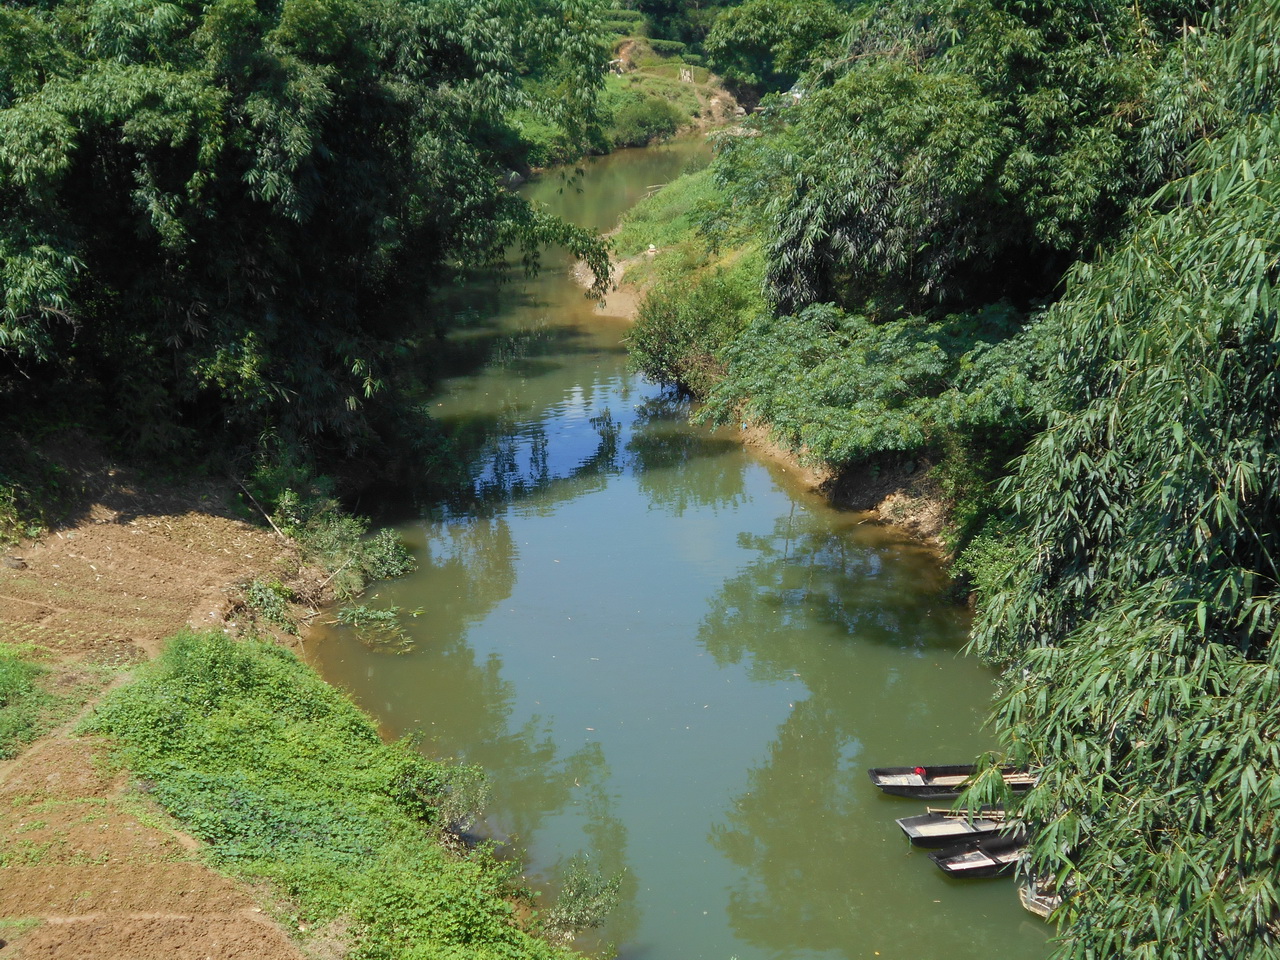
xmin=927 ymin=835 xmax=1026 ymax=879
xmin=1018 ymin=877 xmax=1064 ymax=918
xmin=895 ymin=807 xmax=1017 ymax=848
xmin=867 ymin=765 xmax=1036 ymax=800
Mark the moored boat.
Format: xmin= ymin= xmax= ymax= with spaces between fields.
xmin=867 ymin=764 xmax=1036 ymax=800
xmin=926 ymin=834 xmax=1026 ymax=879
xmin=895 ymin=807 xmax=1017 ymax=848
xmin=1018 ymin=876 xmax=1064 ymax=918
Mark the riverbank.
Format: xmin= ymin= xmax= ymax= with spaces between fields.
xmin=573 ymin=252 xmax=954 ymax=549
xmin=0 ymin=446 xmax=310 ymax=959
xmin=0 ymin=444 xmax=583 ymax=960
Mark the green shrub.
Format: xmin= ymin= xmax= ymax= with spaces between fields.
xmin=244 ymin=578 xmax=297 ymax=634
xmin=648 ymin=38 xmax=687 ymax=56
xmin=608 ymin=94 xmax=684 ymax=147
xmin=544 ymin=856 xmax=622 ymax=941
xmin=629 ymin=267 xmax=760 ymax=396
xmin=254 ymin=483 xmax=415 ymax=601
xmin=84 ymin=632 xmax=576 ymax=960
xmin=952 ymin=525 xmax=1017 ymax=602
xmin=0 ymin=432 xmax=76 ymax=545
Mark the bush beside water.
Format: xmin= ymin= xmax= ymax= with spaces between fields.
xmin=85 ymin=632 xmax=582 ymax=960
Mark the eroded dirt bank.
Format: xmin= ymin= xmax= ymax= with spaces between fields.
xmin=0 ymin=448 xmax=312 ymax=960
xmin=575 ymin=262 xmax=954 ymax=548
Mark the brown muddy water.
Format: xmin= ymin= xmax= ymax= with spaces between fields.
xmin=309 ymin=138 xmax=1049 ymax=960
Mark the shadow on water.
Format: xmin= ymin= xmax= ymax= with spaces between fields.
xmin=426 ymin=306 xmax=625 ymax=384
xmin=700 ymin=518 xmax=962 ymax=670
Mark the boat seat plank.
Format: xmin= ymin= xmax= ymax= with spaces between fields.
xmin=913 ymin=822 xmax=976 ymax=837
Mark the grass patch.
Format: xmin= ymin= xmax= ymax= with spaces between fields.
xmin=0 ymin=918 xmax=41 ymax=941
xmin=334 ymin=603 xmax=417 ymax=653
xmin=82 ymin=631 xmax=585 ymax=960
xmin=0 ymin=649 xmax=48 ymax=758
xmin=604 ymin=70 xmax=702 ymax=126
xmin=0 ymin=646 xmax=117 ymax=760
xmin=612 ymin=167 xmax=723 ymax=259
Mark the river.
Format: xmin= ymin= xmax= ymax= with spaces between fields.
xmin=307 ymin=138 xmax=1049 ymax=960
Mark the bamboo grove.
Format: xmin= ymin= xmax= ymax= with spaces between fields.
xmin=622 ymin=2 xmax=1280 ymax=956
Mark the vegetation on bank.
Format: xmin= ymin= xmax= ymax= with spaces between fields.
xmin=2 ymin=0 xmax=1277 ymax=957
xmin=0 ymin=0 xmax=612 ymax=480
xmin=85 ymin=631 xmax=616 ymax=959
xmin=621 ymin=1 xmax=1280 ymax=957
xmin=522 ymin=27 xmax=734 ymax=165
xmin=0 ymin=646 xmax=53 ymax=759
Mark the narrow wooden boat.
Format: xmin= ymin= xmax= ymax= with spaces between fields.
xmin=927 ymin=834 xmax=1026 ymax=879
xmin=867 ymin=765 xmax=1036 ymax=800
xmin=895 ymin=807 xmax=1016 ymax=848
xmin=1018 ymin=877 xmax=1063 ymax=918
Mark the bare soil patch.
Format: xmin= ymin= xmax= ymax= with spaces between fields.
xmin=0 ymin=441 xmax=308 ymax=960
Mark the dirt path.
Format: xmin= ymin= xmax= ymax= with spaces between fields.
xmin=0 ymin=449 xmax=309 ymax=960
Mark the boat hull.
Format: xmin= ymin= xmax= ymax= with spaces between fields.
xmin=1018 ymin=878 xmax=1063 ymax=918
xmin=895 ymin=810 xmax=1018 ymax=848
xmin=867 ymin=765 xmax=1035 ymax=800
xmin=927 ymin=835 xmax=1025 ymax=879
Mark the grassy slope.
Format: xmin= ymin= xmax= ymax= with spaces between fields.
xmin=86 ymin=630 xmax=577 ymax=960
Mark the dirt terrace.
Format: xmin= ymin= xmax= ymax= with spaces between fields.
xmin=0 ymin=454 xmax=312 ymax=960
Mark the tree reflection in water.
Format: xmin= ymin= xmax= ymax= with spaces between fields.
xmin=323 ymin=509 xmax=636 ymax=944
xmin=627 ymin=392 xmax=749 ymax=516
xmin=700 ymin=506 xmax=969 ymax=955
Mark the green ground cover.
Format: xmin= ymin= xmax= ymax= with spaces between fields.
xmin=0 ymin=645 xmax=106 ymax=760
xmin=0 ymin=647 xmax=51 ymax=759
xmin=84 ymin=631 xmax=586 ymax=960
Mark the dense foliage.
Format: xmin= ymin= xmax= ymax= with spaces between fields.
xmin=968 ymin=4 xmax=1280 ymax=955
xmin=630 ymin=0 xmax=1228 ymax=536
xmin=632 ymin=0 xmax=736 ymax=48
xmin=624 ymin=1 xmax=1280 ymax=954
xmin=700 ymin=301 xmax=1043 ymax=467
xmin=0 ymin=0 xmax=611 ymax=458
xmin=715 ymin=0 xmax=1206 ymax=313
xmin=86 ymin=631 xmax=580 ymax=960
xmin=702 ymin=0 xmax=849 ymax=94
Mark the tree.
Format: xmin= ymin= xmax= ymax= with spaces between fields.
xmin=969 ymin=3 xmax=1280 ymax=956
xmin=0 ymin=0 xmax=611 ymax=456
xmin=702 ymin=0 xmax=850 ymax=94
xmin=714 ymin=0 xmax=1206 ymax=314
